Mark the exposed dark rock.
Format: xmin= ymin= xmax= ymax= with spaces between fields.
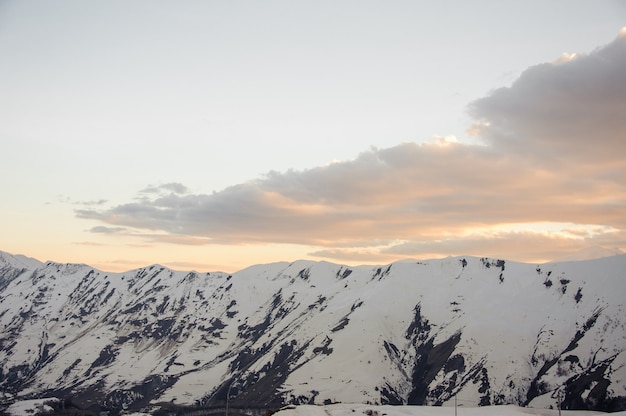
xmin=383 ymin=341 xmax=400 ymax=359
xmin=331 ymin=317 xmax=349 ymax=332
xmin=405 ymin=304 xmax=431 ymax=342
xmin=526 ymin=308 xmax=605 ymax=405
xmin=562 ymin=356 xmax=616 ymax=411
xmin=444 ymin=354 xmax=465 ymax=374
xmin=407 ymin=331 xmax=462 ymax=404
xmin=476 ymin=367 xmax=491 ymax=406
xmin=297 ymin=268 xmax=310 ymax=281
xmin=228 ymin=341 xmax=309 ymax=408
xmin=312 ymin=337 xmax=333 ymax=356
xmin=379 ymin=383 xmax=403 ymax=405
xmin=373 ymin=265 xmax=392 ymax=280
xmin=85 ymin=345 xmax=118 ymax=376
xmin=575 ymin=288 xmax=583 ymax=303
xmin=101 ymin=374 xmax=179 ymax=412
xmin=336 ymin=268 xmax=353 ymax=279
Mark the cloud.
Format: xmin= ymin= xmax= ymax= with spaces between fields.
xmin=308 ymin=248 xmax=394 ymax=263
xmin=73 ymin=241 xmax=107 ymax=247
xmin=140 ymin=182 xmax=189 ymax=195
xmin=143 ymin=234 xmax=214 ymax=246
xmin=468 ymin=31 xmax=626 ymax=164
xmin=78 ymin=141 xmax=537 ymax=244
xmin=381 ymin=227 xmax=623 ymax=264
xmin=76 ymin=32 xmax=626 ymax=263
xmin=48 ymin=196 xmax=108 ymax=206
xmin=88 ymin=226 xmax=126 ymax=234
xmin=81 ymin=199 xmax=108 ymax=206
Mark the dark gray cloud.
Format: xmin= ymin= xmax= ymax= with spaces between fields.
xmin=468 ymin=32 xmax=626 ymax=163
xmin=76 ymin=33 xmax=626 ymax=263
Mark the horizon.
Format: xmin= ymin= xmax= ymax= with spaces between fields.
xmin=1 ymin=2 xmax=625 ymax=272
xmin=2 ymin=245 xmax=624 ymax=275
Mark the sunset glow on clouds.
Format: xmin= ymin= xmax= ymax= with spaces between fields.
xmin=1 ymin=2 xmax=624 ymax=272
xmin=73 ymin=32 xmax=626 ymax=270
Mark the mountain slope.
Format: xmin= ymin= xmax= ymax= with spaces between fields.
xmin=0 ymin=251 xmax=624 ymax=413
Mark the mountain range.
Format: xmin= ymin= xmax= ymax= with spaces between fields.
xmin=0 ymin=250 xmax=625 ymax=413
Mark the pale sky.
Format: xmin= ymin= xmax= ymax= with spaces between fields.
xmin=1 ymin=1 xmax=625 ymax=272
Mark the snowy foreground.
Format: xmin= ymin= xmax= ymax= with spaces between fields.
xmin=274 ymin=404 xmax=626 ymax=416
xmin=5 ymin=400 xmax=626 ymax=416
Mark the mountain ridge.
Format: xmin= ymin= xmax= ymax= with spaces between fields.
xmin=0 ymin=250 xmax=625 ymax=414
xmin=550 ymin=246 xmax=625 ymax=263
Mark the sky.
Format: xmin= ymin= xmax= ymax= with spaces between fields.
xmin=1 ymin=1 xmax=625 ymax=273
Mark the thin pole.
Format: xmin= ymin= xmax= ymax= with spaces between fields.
xmin=226 ymin=382 xmax=233 ymax=416
xmin=454 ymin=394 xmax=457 ymax=416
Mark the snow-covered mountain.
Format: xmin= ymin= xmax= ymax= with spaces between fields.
xmin=0 ymin=251 xmax=625 ymax=413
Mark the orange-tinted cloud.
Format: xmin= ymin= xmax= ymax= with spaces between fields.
xmin=76 ymin=32 xmax=626 ymax=264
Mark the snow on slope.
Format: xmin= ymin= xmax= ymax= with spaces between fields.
xmin=275 ymin=404 xmax=625 ymax=416
xmin=0 ymin=252 xmax=625 ymax=413
xmin=4 ymin=398 xmax=59 ymax=416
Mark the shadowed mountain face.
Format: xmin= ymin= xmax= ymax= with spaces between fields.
xmin=0 ymin=251 xmax=625 ymax=413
